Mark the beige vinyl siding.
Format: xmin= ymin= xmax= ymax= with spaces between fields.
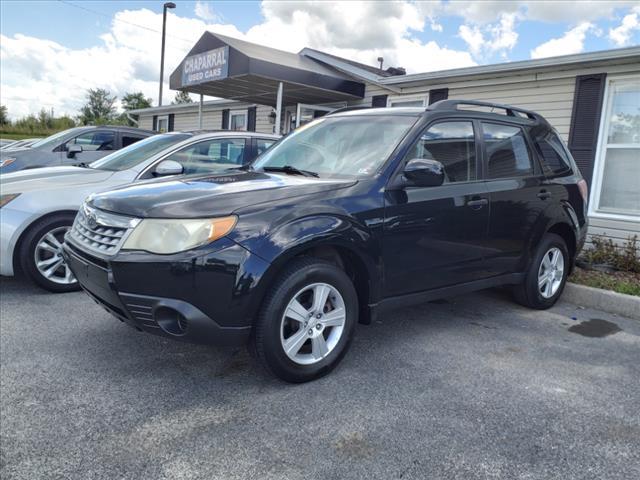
xmin=586 ymin=217 xmax=640 ymax=251
xmin=256 ymin=105 xmax=274 ymax=134
xmin=348 ymin=83 xmax=395 ymax=107
xmin=138 ymin=116 xmax=153 ymax=130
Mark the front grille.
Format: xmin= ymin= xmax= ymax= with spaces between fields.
xmin=69 ymin=203 xmax=139 ymax=256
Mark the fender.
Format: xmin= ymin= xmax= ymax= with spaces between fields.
xmin=235 ymin=213 xmax=383 ymax=323
xmin=525 ymin=198 xmax=582 ymax=266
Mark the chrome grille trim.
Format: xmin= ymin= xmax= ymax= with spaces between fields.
xmin=68 ymin=203 xmax=140 ymax=256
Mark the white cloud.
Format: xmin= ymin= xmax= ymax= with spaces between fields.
xmin=194 ymin=1 xmax=221 ymax=22
xmin=530 ymin=22 xmax=595 ymax=59
xmin=608 ymin=6 xmax=640 ymax=46
xmin=447 ymin=0 xmax=638 ymax=24
xmin=459 ymin=12 xmax=519 ymax=60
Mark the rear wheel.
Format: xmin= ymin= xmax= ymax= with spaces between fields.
xmin=251 ymin=257 xmax=357 ymax=383
xmin=19 ymin=213 xmax=79 ymax=293
xmin=513 ymin=233 xmax=569 ymax=309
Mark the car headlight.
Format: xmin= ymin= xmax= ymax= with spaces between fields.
xmin=0 ymin=157 xmax=16 ymax=168
xmin=122 ymin=216 xmax=237 ymax=254
xmin=0 ymin=193 xmax=20 ymax=208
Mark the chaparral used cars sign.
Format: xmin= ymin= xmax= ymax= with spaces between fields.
xmin=181 ymin=46 xmax=229 ymax=86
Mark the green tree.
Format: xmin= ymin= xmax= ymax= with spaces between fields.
xmin=0 ymin=105 xmax=9 ymax=125
xmin=172 ymin=91 xmax=193 ymax=104
xmin=78 ymin=88 xmax=117 ymax=125
xmin=120 ymin=91 xmax=153 ymax=126
xmin=121 ymin=92 xmax=153 ymax=111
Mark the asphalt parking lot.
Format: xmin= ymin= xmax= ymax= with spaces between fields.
xmin=1 ymin=277 xmax=638 ymax=480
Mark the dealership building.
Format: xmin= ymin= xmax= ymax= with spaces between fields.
xmin=130 ymin=32 xmax=640 ymax=247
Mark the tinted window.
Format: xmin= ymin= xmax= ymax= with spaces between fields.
xmin=405 ymin=121 xmax=476 ymax=183
xmin=89 ymin=133 xmax=191 ymax=171
xmin=483 ymin=123 xmax=533 ymax=179
xmin=166 ymin=138 xmax=246 ymax=175
xmin=534 ymin=131 xmax=572 ymax=175
xmin=256 ymin=138 xmax=276 ymax=156
xmin=67 ymin=130 xmax=115 ymax=151
xmin=122 ymin=135 xmax=146 ymax=148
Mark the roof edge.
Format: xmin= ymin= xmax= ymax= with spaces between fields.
xmin=380 ymin=46 xmax=640 ymax=85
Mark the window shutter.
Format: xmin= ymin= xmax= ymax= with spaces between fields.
xmin=152 ymin=115 xmax=158 ymax=131
xmin=221 ymin=109 xmax=230 ymax=129
xmin=247 ymin=106 xmax=257 ymax=132
xmin=568 ymin=74 xmax=606 ymax=186
xmin=371 ymin=95 xmax=388 ymax=107
xmin=428 ymin=88 xmax=448 ymax=104
xmin=168 ymin=114 xmax=175 ymax=132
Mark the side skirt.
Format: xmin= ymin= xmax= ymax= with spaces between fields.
xmin=369 ymin=272 xmax=525 ymax=318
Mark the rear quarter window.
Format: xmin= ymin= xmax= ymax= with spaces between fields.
xmin=533 ymin=131 xmax=572 ymax=175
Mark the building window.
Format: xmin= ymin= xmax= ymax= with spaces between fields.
xmin=592 ymin=75 xmax=640 ymax=218
xmin=387 ymin=95 xmax=428 ymax=108
xmin=228 ymin=110 xmax=247 ymax=131
xmin=157 ymin=115 xmax=169 ymax=132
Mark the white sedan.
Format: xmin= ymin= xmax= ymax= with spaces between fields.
xmin=0 ymin=131 xmax=278 ymax=292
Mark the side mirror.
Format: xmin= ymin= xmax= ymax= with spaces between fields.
xmin=403 ymin=158 xmax=445 ymax=187
xmin=154 ymin=159 xmax=183 ymax=176
xmin=67 ymin=144 xmax=83 ymax=158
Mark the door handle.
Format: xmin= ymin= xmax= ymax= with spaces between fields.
xmin=467 ymin=197 xmax=488 ymax=209
xmin=537 ymin=190 xmax=551 ymax=200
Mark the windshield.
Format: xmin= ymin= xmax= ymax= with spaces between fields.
xmin=253 ymin=115 xmax=418 ymax=178
xmin=29 ymin=128 xmax=85 ymax=150
xmin=89 ymin=133 xmax=191 ymax=171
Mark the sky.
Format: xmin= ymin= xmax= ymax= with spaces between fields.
xmin=1 ymin=0 xmax=639 ymax=120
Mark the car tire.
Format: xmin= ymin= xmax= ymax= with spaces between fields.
xmin=18 ymin=213 xmax=79 ymax=293
xmin=513 ymin=233 xmax=569 ymax=310
xmin=251 ymin=257 xmax=358 ymax=383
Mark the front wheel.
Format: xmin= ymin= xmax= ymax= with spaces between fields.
xmin=513 ymin=233 xmax=569 ymax=309
xmin=251 ymin=257 xmax=358 ymax=383
xmin=19 ymin=213 xmax=79 ymax=293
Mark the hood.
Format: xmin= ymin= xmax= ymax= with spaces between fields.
xmin=0 ymin=166 xmax=114 ymax=194
xmin=90 ymin=171 xmax=356 ymax=218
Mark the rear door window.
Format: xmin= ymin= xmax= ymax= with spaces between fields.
xmin=482 ymin=123 xmax=533 ymax=179
xmin=121 ymin=134 xmax=147 ymax=148
xmin=533 ymin=131 xmax=572 ymax=175
xmin=256 ymin=138 xmax=276 ymax=156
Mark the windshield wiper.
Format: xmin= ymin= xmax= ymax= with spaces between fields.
xmin=263 ymin=165 xmax=319 ymax=178
xmin=76 ymin=162 xmax=91 ymax=168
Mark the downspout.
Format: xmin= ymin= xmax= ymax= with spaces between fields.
xmin=126 ymin=113 xmax=139 ymax=126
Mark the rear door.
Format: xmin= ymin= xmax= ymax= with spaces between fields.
xmin=383 ymin=120 xmax=491 ymax=296
xmin=481 ymin=121 xmax=548 ymax=276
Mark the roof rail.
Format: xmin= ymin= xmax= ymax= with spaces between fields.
xmin=328 ymin=106 xmax=371 ymax=115
xmin=428 ymin=99 xmax=542 ymax=122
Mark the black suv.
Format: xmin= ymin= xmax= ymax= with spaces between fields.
xmin=63 ymin=100 xmax=588 ymax=382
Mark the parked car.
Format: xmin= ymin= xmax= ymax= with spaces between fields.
xmin=0 ymin=126 xmax=154 ymax=173
xmin=0 ymin=138 xmax=42 ymax=151
xmin=0 ymin=139 xmax=18 ymax=149
xmin=63 ymin=101 xmax=588 ymax=383
xmin=1 ymin=131 xmax=279 ymax=292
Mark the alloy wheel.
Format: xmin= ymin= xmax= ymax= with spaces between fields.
xmin=280 ymin=282 xmax=346 ymax=365
xmin=34 ymin=226 xmax=76 ymax=285
xmin=537 ymin=247 xmax=564 ymax=299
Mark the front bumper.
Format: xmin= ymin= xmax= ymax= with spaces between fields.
xmin=0 ymin=206 xmax=35 ymax=276
xmin=62 ymin=237 xmax=270 ymax=346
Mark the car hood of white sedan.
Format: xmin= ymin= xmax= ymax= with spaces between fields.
xmin=1 ymin=166 xmax=115 ymax=193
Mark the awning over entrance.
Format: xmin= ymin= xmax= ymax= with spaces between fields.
xmin=169 ymin=32 xmax=365 ymax=106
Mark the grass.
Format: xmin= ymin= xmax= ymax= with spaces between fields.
xmin=569 ymin=267 xmax=640 ymax=297
xmin=0 ymin=133 xmax=44 ymax=140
